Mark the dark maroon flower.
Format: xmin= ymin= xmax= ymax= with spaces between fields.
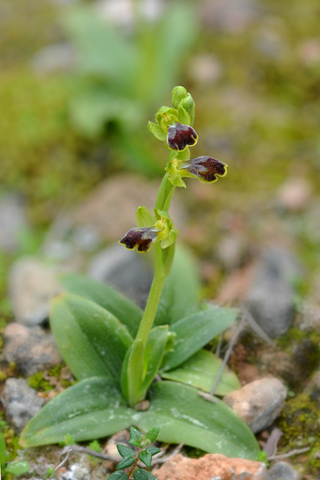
xmin=167 ymin=122 xmax=198 ymax=151
xmin=180 ymin=156 xmax=227 ymax=183
xmin=119 ymin=227 xmax=160 ymax=253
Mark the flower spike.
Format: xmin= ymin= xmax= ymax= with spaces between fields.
xmin=167 ymin=122 xmax=198 ymax=151
xmin=179 ymin=156 xmax=228 ymax=183
xmin=120 ymin=227 xmax=160 ymax=253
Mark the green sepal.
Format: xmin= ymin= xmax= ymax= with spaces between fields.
xmin=177 ymin=104 xmax=190 ymax=125
xmin=160 ymin=228 xmax=178 ymax=249
xmin=117 ymin=456 xmax=135 ymax=470
xmin=117 ymin=444 xmax=135 ymax=458
xmin=147 ymin=121 xmax=166 ymax=141
xmin=171 ymin=86 xmax=188 ymax=109
xmin=138 ymin=449 xmax=152 ymax=467
xmin=136 ymin=206 xmax=156 ymax=228
xmin=176 ymin=148 xmax=191 ymax=162
xmin=109 ymin=472 xmax=129 ymax=480
xmin=180 ymin=95 xmax=195 ymax=126
xmin=155 ymin=106 xmax=178 ymax=131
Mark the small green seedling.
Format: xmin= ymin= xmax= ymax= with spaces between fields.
xmin=0 ymin=433 xmax=30 ymax=478
xmin=109 ymin=427 xmax=160 ymax=480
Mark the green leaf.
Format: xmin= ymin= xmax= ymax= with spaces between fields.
xmin=136 ymin=206 xmax=156 ymax=228
xmin=177 ymin=105 xmax=190 ymax=125
xmin=117 ymin=445 xmax=135 ymax=458
xmin=147 ymin=121 xmax=166 ymax=142
xmin=0 ymin=433 xmax=6 ymax=469
xmin=20 ymin=378 xmax=135 ymax=447
xmin=135 ymin=381 xmax=260 ymax=460
xmin=117 ymin=457 xmax=135 ymax=469
xmin=146 ymin=446 xmax=161 ymax=456
xmin=144 ymin=427 xmax=160 ymax=444
xmin=161 ymin=349 xmax=241 ymax=395
xmin=121 ymin=339 xmax=145 ymax=406
xmin=162 ymin=305 xmax=238 ymax=371
xmin=4 ymin=461 xmax=30 ymax=475
xmin=50 ymin=293 xmax=133 ymax=381
xmin=154 ymin=246 xmax=199 ymax=327
xmin=129 ymin=427 xmax=142 ymax=447
xmin=109 ymin=471 xmax=129 ymax=480
xmin=138 ymin=449 xmax=152 ymax=467
xmin=134 ymin=470 xmax=148 ymax=480
xmin=60 ymin=274 xmax=143 ymax=337
xmin=139 ymin=327 xmax=168 ymax=397
xmin=145 ymin=473 xmax=158 ymax=480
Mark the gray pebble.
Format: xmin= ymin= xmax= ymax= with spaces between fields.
xmin=267 ymin=461 xmax=301 ymax=480
xmin=1 ymin=378 xmax=44 ymax=432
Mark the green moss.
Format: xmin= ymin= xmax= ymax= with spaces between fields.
xmin=278 ymin=393 xmax=320 ymax=475
xmin=27 ymin=372 xmax=52 ymax=392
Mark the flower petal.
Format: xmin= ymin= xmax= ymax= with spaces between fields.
xmin=119 ymin=227 xmax=159 ymax=253
xmin=167 ymin=122 xmax=198 ymax=151
xmin=180 ymin=156 xmax=227 ymax=183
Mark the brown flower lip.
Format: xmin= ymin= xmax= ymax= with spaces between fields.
xmin=120 ymin=227 xmax=160 ymax=253
xmin=167 ymin=122 xmax=198 ymax=151
xmin=180 ymin=156 xmax=227 ymax=182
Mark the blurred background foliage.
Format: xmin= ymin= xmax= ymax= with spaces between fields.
xmin=0 ymin=0 xmax=319 ymax=266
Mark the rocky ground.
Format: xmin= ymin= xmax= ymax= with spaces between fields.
xmin=1 ymin=0 xmax=320 ymax=479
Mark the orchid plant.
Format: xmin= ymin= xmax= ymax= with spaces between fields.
xmin=20 ymin=87 xmax=260 ymax=460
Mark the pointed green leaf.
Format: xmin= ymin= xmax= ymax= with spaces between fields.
xmin=109 ymin=471 xmax=129 ymax=480
xmin=136 ymin=206 xmax=156 ymax=228
xmin=147 ymin=447 xmax=161 ymax=457
xmin=117 ymin=445 xmax=135 ymax=458
xmin=139 ymin=326 xmax=168 ymax=396
xmin=20 ymin=378 xmax=135 ymax=447
xmin=60 ymin=274 xmax=143 ymax=337
xmin=145 ymin=473 xmax=158 ymax=480
xmin=50 ymin=293 xmax=133 ymax=381
xmin=134 ymin=470 xmax=148 ymax=480
xmin=138 ymin=449 xmax=152 ymax=467
xmin=117 ymin=456 xmax=135 ymax=470
xmin=154 ymin=246 xmax=199 ymax=327
xmin=144 ymin=427 xmax=160 ymax=444
xmin=161 ymin=349 xmax=241 ymax=395
xmin=161 ymin=305 xmax=238 ymax=371
xmin=177 ymin=105 xmax=190 ymax=125
xmin=135 ymin=381 xmax=260 ymax=460
xmin=121 ymin=339 xmax=145 ymax=406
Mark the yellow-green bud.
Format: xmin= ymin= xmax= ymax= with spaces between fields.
xmin=172 ymin=86 xmax=188 ymax=109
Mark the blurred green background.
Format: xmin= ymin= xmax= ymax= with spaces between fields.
xmin=0 ymin=0 xmax=319 ymax=299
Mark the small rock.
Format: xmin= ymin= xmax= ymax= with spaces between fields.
xmin=103 ymin=430 xmax=130 ymax=462
xmin=9 ymin=257 xmax=61 ymax=325
xmin=187 ymin=54 xmax=222 ymax=85
xmin=201 ymin=0 xmax=260 ymax=33
xmin=60 ymin=463 xmax=90 ymax=480
xmin=1 ymin=378 xmax=44 ymax=432
xmin=267 ymin=461 xmax=301 ymax=480
xmin=223 ymin=377 xmax=287 ymax=433
xmin=0 ymin=194 xmax=28 ymax=252
xmin=245 ymin=247 xmax=300 ymax=338
xmin=276 ymin=177 xmax=312 ymax=212
xmin=304 ymin=371 xmax=320 ymax=406
xmin=74 ymin=174 xmax=184 ymax=243
xmin=88 ymin=244 xmax=153 ymax=308
xmin=3 ymin=323 xmax=62 ymax=376
xmin=32 ymin=43 xmax=77 ymax=75
xmin=153 ymin=453 xmax=267 ymax=480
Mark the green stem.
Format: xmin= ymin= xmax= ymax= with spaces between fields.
xmin=134 ymin=244 xmax=166 ymax=346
